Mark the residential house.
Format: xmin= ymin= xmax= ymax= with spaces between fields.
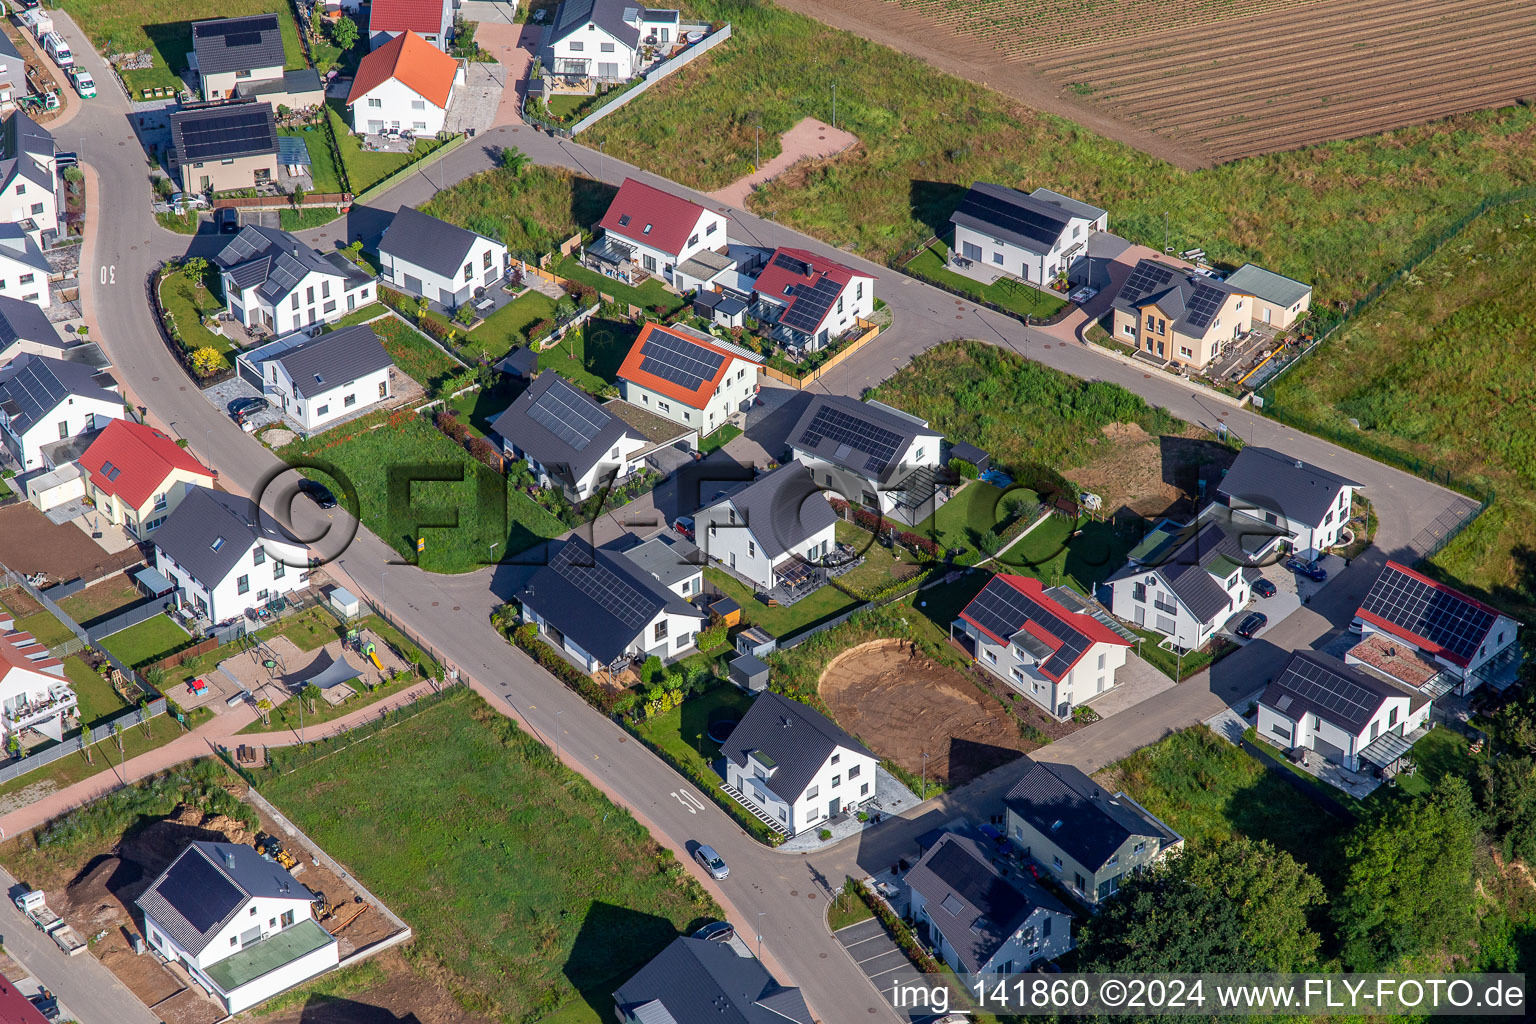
xmin=750 ymin=247 xmax=875 ymax=353
xmin=0 ymin=113 xmax=56 ymax=249
xmin=0 ymin=353 xmax=121 ymax=470
xmin=170 ymin=103 xmax=280 ymax=195
xmin=191 ymin=16 xmax=286 ymax=102
xmin=377 ymin=206 xmax=506 ymax=309
xmin=0 ymin=223 xmax=50 ymax=310
xmin=78 ymin=420 xmax=216 ymax=539
xmin=612 ymin=936 xmax=812 ymax=1024
xmin=214 ymin=226 xmax=377 ymax=334
xmin=955 ymin=573 xmax=1134 ymax=720
xmin=948 ymin=182 xmax=1106 ymax=287
xmin=1105 ymin=504 xmax=1285 ymax=650
xmin=1257 ymin=649 xmax=1433 ymax=772
xmin=0 ymin=35 xmax=22 ymax=113
xmin=235 ymin=325 xmax=393 ymax=433
xmin=369 ymin=0 xmax=454 ymax=50
xmin=545 ymin=0 xmax=656 ymax=84
xmin=152 ymin=486 xmax=308 ymax=622
xmin=1352 ymin=560 xmax=1523 ymax=695
xmin=490 ymin=373 xmax=650 ymax=501
xmin=694 ymin=461 xmax=837 ymax=593
xmin=515 ymin=537 xmax=707 ymax=674
xmin=1216 ymin=446 xmax=1360 ymax=560
xmin=1109 ymin=259 xmax=1255 ymax=369
xmin=908 ymin=832 xmax=1073 ymax=973
xmin=1004 ymin=759 xmax=1183 ymax=905
xmin=0 ymin=295 xmax=62 ymax=363
xmin=1222 ymin=263 xmax=1313 ymax=328
xmin=347 ymin=32 xmax=461 ymax=136
xmin=585 ymin=177 xmax=728 ymax=286
xmin=788 ymin=394 xmax=946 ymax=526
xmin=616 ymin=321 xmax=762 ymax=436
xmin=0 ymin=976 xmax=48 ymax=1024
xmin=614 ymin=532 xmax=705 ymax=601
xmin=721 ymin=690 xmax=877 ymax=835
xmin=137 ymin=842 xmax=339 ymax=1014
xmin=0 ymin=626 xmax=75 ymax=746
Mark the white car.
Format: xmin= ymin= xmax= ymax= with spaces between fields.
xmin=1068 ymin=285 xmax=1098 ymax=304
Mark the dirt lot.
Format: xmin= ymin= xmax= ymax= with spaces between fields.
xmin=249 ymin=948 xmax=490 ymax=1024
xmin=0 ymin=503 xmax=140 ymax=584
xmin=1067 ymin=423 xmax=1235 ymax=522
xmin=819 ymin=639 xmax=1071 ymax=786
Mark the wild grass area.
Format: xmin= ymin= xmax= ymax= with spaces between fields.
xmin=581 ymin=0 xmax=1536 ymax=306
xmin=422 ymin=164 xmax=616 ymax=255
xmin=369 ymin=316 xmax=463 ymax=393
xmin=1267 ymin=202 xmax=1536 ymax=615
xmin=259 ymin=688 xmax=720 ymax=1023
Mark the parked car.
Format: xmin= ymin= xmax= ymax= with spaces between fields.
xmin=673 ymin=515 xmax=695 ymax=542
xmin=1068 ymin=285 xmax=1098 ymax=304
xmin=1235 ymin=612 xmax=1267 ymax=639
xmin=1251 ymin=577 xmax=1277 ymax=598
xmin=693 ymin=921 xmax=735 ymax=943
xmin=216 ymin=207 xmax=241 ymax=233
xmin=297 ymin=479 xmax=338 ymax=509
xmin=1284 ymin=557 xmax=1328 ymax=582
xmin=693 ymin=844 xmax=728 ymax=880
xmin=228 ymin=397 xmax=269 ymax=424
xmin=69 ymin=67 xmax=95 ymax=97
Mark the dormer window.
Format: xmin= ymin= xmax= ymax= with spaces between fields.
xmin=643 ymin=224 xmax=653 ymax=235
xmin=618 ymin=214 xmax=631 ymax=226
xmin=211 ymin=537 xmax=225 ymax=552
xmin=1050 ymin=819 xmax=1063 ymax=831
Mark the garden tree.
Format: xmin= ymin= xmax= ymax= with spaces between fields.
xmin=256 ymin=698 xmax=273 ymax=726
xmin=455 ymin=303 xmax=476 ymax=326
xmin=191 ymin=346 xmax=223 ymax=377
xmin=640 ymin=655 xmax=663 ymax=685
xmin=1477 ymin=754 xmax=1536 ymax=864
xmin=81 ymin=724 xmax=92 ymax=763
xmin=302 ymin=683 xmax=322 ymax=714
xmin=415 ymin=296 xmax=430 ymax=323
xmin=1077 ymin=860 xmax=1261 ymax=972
xmin=63 ymin=166 xmax=83 ymax=185
xmin=332 ymin=15 xmax=359 ymax=51
xmin=1179 ymin=836 xmax=1325 ymax=972
xmin=182 ymin=256 xmax=210 ymax=290
xmin=1336 ymin=776 xmax=1480 ymax=969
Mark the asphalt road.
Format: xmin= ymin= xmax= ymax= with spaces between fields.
xmin=49 ymin=10 xmax=1478 ymax=1023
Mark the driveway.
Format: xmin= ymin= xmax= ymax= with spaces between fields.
xmin=834 ymin=918 xmax=942 ymax=1024
xmin=470 ymin=10 xmax=540 ymax=126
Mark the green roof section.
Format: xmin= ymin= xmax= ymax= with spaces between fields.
xmin=1224 ymin=263 xmax=1312 ymax=309
xmin=1205 ymin=554 xmax=1244 ymax=581
xmin=1127 ymin=528 xmax=1176 ymax=563
xmin=203 ymin=918 xmax=335 ymax=993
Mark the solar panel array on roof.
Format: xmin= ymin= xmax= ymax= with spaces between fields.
xmin=550 ymin=542 xmax=656 ymax=630
xmin=1277 ymin=656 xmax=1382 ymax=728
xmin=174 ymin=106 xmax=276 ymax=162
xmin=1120 ymin=260 xmax=1176 ymax=300
xmin=195 ymin=15 xmax=278 ymax=37
xmin=159 ymin=851 xmax=243 ymax=933
xmin=966 ymin=578 xmax=1087 ymax=679
xmin=779 ymin=276 xmax=843 ymax=335
xmin=637 ymin=330 xmax=725 ymax=391
xmin=527 ymin=377 xmax=611 ymax=452
xmin=954 ymin=187 xmax=1066 ymax=249
xmin=773 ymin=251 xmax=810 ymax=276
xmin=1361 ymin=565 xmax=1495 ymax=663
xmin=798 ymin=404 xmax=902 ymax=475
xmin=1183 ymin=282 xmax=1227 ymax=330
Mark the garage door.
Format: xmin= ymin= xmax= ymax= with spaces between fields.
xmin=403 ymin=274 xmax=422 ymax=295
xmin=238 ymin=361 xmax=263 ymax=390
xmin=1312 ymin=735 xmax=1347 ymax=766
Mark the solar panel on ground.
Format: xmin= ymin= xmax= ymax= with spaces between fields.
xmin=551 ymin=542 xmax=656 ymax=630
xmin=1360 ymin=566 xmax=1494 ymax=662
xmin=966 ymin=577 xmax=1087 ymax=677
xmin=955 ymin=188 xmax=1063 ymax=249
xmin=528 ymin=377 xmax=610 ymax=451
xmin=637 ymin=330 xmax=724 ymax=391
xmin=159 ymin=851 xmax=243 ymax=933
xmin=798 ymin=404 xmax=903 ymax=475
xmin=1120 ymin=261 xmax=1176 ymax=301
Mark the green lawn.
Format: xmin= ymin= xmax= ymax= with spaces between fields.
xmin=1129 ymin=627 xmax=1232 ymax=681
xmin=369 ymin=315 xmax=463 ymax=393
xmin=422 ymin=164 xmax=616 ymax=255
xmin=279 ymin=207 xmax=342 ymax=231
xmin=445 ymin=376 xmax=525 ymax=438
xmin=280 ymin=125 xmax=344 ymax=194
xmin=99 ymin=615 xmax=191 ymax=669
xmin=0 ymin=715 xmax=192 ymax=800
xmin=833 ymin=521 xmax=924 ymax=599
xmin=1005 ymin=514 xmax=1140 ymax=595
xmin=536 ymin=316 xmax=639 ymax=393
xmin=907 ymin=242 xmax=1069 ymax=320
xmin=331 ymin=302 xmax=388 ymax=328
xmin=451 ymin=291 xmax=557 ymax=363
xmin=703 ymin=567 xmax=859 ymax=641
xmin=555 ymin=256 xmax=687 ymax=315
xmin=1388 ymin=727 xmax=1482 ymax=799
xmin=62 ymin=657 xmax=131 ymax=726
xmin=0 ymin=600 xmax=77 ymax=649
xmin=258 ymin=687 xmax=720 ymax=1023
xmin=155 ymin=211 xmax=200 ymax=234
xmin=699 ymin=424 xmax=741 ymax=454
xmin=159 ymin=268 xmax=233 ymax=364
xmin=327 ymin=105 xmax=451 ymax=194
xmin=911 ymin=481 xmax=1015 ymax=558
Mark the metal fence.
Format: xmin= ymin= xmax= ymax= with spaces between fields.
xmin=1 ymin=561 xmax=151 ymax=692
xmin=84 ymin=596 xmax=174 ymax=643
xmin=0 ymin=697 xmax=168 ymax=786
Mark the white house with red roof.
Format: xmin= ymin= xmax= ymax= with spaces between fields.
xmin=79 ymin=420 xmax=216 ymax=541
xmin=750 ymin=247 xmax=875 ymax=352
xmin=368 ymin=0 xmax=453 ymax=51
xmin=1352 ymin=560 xmax=1522 ymax=696
xmin=616 ymin=322 xmax=762 ymax=437
xmin=585 ymin=177 xmax=728 ymax=287
xmin=0 ymin=622 xmax=75 ymax=746
xmin=955 ymin=574 xmax=1133 ymax=720
xmin=347 ymin=31 xmax=462 ymax=136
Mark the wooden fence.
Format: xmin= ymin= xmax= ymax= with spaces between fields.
xmin=210 ymin=192 xmax=353 ymax=211
xmin=761 ymin=318 xmax=883 ymax=389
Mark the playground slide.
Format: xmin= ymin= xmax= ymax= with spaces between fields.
xmin=368 ymin=649 xmax=384 ymax=672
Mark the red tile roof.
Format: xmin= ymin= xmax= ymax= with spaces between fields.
xmin=79 ymin=420 xmax=214 ymax=510
xmin=960 ymin=573 xmax=1130 ymax=683
xmin=616 ymin=323 xmax=756 ymax=410
xmin=598 ymin=178 xmax=710 ymax=257
xmin=752 ymin=247 xmax=872 ymax=334
xmin=347 ymin=31 xmax=459 ymax=110
xmin=369 ymin=0 xmax=447 ymax=35
xmin=0 ymin=977 xmax=48 ymax=1024
xmin=0 ymin=629 xmax=63 ymax=687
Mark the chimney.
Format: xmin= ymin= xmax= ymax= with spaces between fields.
xmin=1295 ymin=459 xmax=1303 ymax=469
xmin=223 ymin=849 xmax=236 ymax=869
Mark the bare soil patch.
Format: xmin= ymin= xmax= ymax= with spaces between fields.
xmin=0 ymin=503 xmax=136 ymax=584
xmin=249 ymin=949 xmax=491 ymax=1024
xmin=1068 ymin=423 xmax=1235 ymax=522
xmin=706 ymin=117 xmax=860 ymax=208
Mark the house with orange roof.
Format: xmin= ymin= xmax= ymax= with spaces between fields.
xmin=79 ymin=420 xmax=216 ymax=540
xmin=369 ymin=0 xmax=453 ymax=51
xmin=0 ymin=624 xmax=75 ymax=746
xmin=616 ymin=322 xmax=762 ymax=438
xmin=346 ymin=31 xmax=462 ymax=137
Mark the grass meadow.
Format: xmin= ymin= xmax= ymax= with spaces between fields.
xmin=369 ymin=316 xmax=464 ymax=393
xmin=422 ymin=164 xmax=617 ymax=255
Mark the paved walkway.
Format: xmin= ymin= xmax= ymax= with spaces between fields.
xmin=472 ymin=16 xmax=538 ymax=126
xmin=706 ymin=118 xmax=859 ymax=207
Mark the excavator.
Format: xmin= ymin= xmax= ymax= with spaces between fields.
xmin=254 ymin=832 xmax=298 ymax=870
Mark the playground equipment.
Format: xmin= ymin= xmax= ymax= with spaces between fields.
xmin=364 ymin=641 xmax=383 ymax=672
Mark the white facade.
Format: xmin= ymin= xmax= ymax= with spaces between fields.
xmin=510 ymin=432 xmax=649 ymax=502
xmin=225 ymin=269 xmax=376 ymax=335
xmin=258 ymin=357 xmax=392 ymax=432
xmin=522 ymin=598 xmax=701 ymax=671
xmin=549 ymin=21 xmax=639 ymax=81
xmin=1108 ymin=564 xmax=1249 ymax=651
xmin=154 ymin=535 xmax=307 ymax=623
xmin=0 ymin=246 xmax=49 ymax=309
xmin=620 ymin=356 xmax=759 ymax=436
xmin=754 ymin=273 xmax=875 ymax=351
xmin=0 ymin=164 xmax=58 ymax=249
xmin=694 ymin=503 xmax=835 ymax=592
xmin=380 ymin=233 xmax=506 ymax=309
xmin=1354 ymin=613 xmax=1521 ymax=697
xmin=0 ymin=632 xmax=72 ymax=746
xmin=1228 ymin=484 xmax=1354 ymax=562
xmin=0 ymin=392 xmax=120 ymax=470
xmin=793 ymin=432 xmax=943 ymax=526
xmin=349 ymin=70 xmax=458 ymax=136
xmin=953 ymin=203 xmax=1104 ymax=287
xmin=1258 ymin=691 xmax=1432 ymax=772
xmin=958 ymin=619 xmax=1129 ymax=721
xmin=910 ymin=884 xmax=1071 ymax=974
xmin=725 ymin=745 xmax=877 ymax=836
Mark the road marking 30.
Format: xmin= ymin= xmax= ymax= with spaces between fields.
xmin=672 ymin=790 xmax=704 ymax=813
xmin=99 ymin=265 xmax=116 ymax=285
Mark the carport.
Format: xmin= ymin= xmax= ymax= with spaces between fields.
xmin=834 ymin=917 xmax=945 ymax=1023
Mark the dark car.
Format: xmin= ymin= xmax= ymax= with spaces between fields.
xmin=1235 ymin=612 xmax=1267 ymax=639
xmin=297 ymin=479 xmax=338 ymax=509
xmin=1251 ymin=577 xmax=1277 ymax=598
xmin=1284 ymin=557 xmax=1328 ymax=582
xmin=693 ymin=921 xmax=736 ymax=943
xmin=216 ymin=207 xmax=241 ymax=233
xmin=228 ymin=396 xmax=270 ymax=422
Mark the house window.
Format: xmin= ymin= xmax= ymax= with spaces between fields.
xmin=707 ymin=222 xmax=717 ymax=235
xmin=307 ymin=286 xmax=315 ymax=304
xmin=344 ymin=394 xmax=357 ymax=408
xmin=807 ymin=785 xmax=818 ymax=800
xmin=860 ymin=782 xmax=869 ymax=795
xmin=483 ymin=250 xmax=493 ymax=270
xmin=747 ymin=540 xmax=755 ymax=558
xmin=273 ymin=561 xmax=285 ymax=579
xmin=57 ymin=421 xmax=69 ymax=439
xmin=1098 ymin=652 xmax=1106 ymax=670
xmin=253 ymin=548 xmax=265 ymax=566
xmin=411 ymin=100 xmax=426 ymax=110
xmin=570 ymin=41 xmax=584 ymax=51
xmin=848 ymin=764 xmax=860 ymax=779
xmin=831 ymin=774 xmax=840 ymax=787
xmin=831 ymin=753 xmax=839 ymax=765
xmin=1180 ymin=346 xmax=1193 ymax=358
xmin=688 ymin=234 xmax=699 ymax=247
xmin=18 ymin=273 xmax=33 ymax=285
xmin=281 ymin=910 xmax=294 ymax=927
xmin=601 ymin=41 xmax=615 ymax=52
xmin=250 ymin=906 xmax=258 ymax=916
xmin=1052 ymin=855 xmax=1063 ymax=870
xmin=323 ymin=300 xmax=336 ymax=314
xmin=654 ymin=620 xmax=668 ymax=642
xmin=1388 ymin=706 xmax=1398 ymax=727
xmin=1133 ymin=840 xmax=1147 ymax=854
xmin=230 ymin=937 xmax=238 ymax=948
xmin=368 ymin=98 xmax=382 ymax=108
xmin=29 ymin=203 xmax=42 ymax=216
xmin=316 ymin=405 xmax=330 ymax=417
xmin=237 ymin=575 xmax=250 ymax=595
xmin=1043 ymin=916 xmax=1053 ymax=937
xmin=985 ymin=649 xmax=997 ymax=664
xmin=1132 ymin=582 xmax=1146 ymax=602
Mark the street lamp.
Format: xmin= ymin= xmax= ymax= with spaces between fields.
xmin=489 ymin=541 xmax=499 ymax=565
xmin=756 ymin=912 xmax=766 ymax=959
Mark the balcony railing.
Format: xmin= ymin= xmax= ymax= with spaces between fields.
xmin=4 ymin=688 xmax=78 ymax=728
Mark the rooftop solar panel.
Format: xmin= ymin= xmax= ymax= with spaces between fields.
xmin=527 ymin=377 xmax=611 ymax=451
xmin=637 ymin=330 xmax=724 ymax=392
xmin=964 ymin=577 xmax=1089 ymax=679
xmin=1277 ymin=656 xmax=1380 ymax=726
xmin=773 ymin=252 xmax=810 ymax=276
xmin=1360 ymin=565 xmax=1495 ymax=662
xmin=1183 ymin=283 xmax=1226 ymax=330
xmin=1120 ymin=261 xmax=1176 ymax=301
xmin=798 ymin=404 xmax=903 ymax=475
xmin=551 ymin=542 xmax=656 ymax=630
xmin=158 ymin=850 xmax=243 ymax=933
xmin=173 ymin=106 xmax=277 ymax=162
xmin=954 ymin=188 xmax=1065 ymax=249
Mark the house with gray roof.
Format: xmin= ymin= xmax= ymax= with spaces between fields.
xmin=948 ymin=182 xmax=1106 ymax=290
xmin=378 ymin=207 xmax=508 ymax=311
xmin=137 ymin=841 xmax=338 ymax=1014
xmin=236 ymin=324 xmax=394 ymax=433
xmin=614 ymin=531 xmax=704 ymax=601
xmin=0 ymin=112 xmax=58 ymax=248
xmin=1223 ymin=263 xmax=1313 ymax=328
xmin=192 ymin=15 xmax=287 ymax=102
xmin=721 ymin=690 xmax=877 ymax=836
xmin=788 ymin=394 xmax=946 ymax=526
xmin=1004 ymin=760 xmax=1182 ymax=905
xmin=693 ymin=460 xmax=837 ymax=592
xmin=907 ymin=832 xmax=1072 ymax=973
xmin=613 ymin=936 xmax=812 ymax=1024
xmin=214 ymin=225 xmax=377 ymax=335
xmin=546 ymin=0 xmax=659 ymax=83
xmin=1109 ymin=258 xmax=1257 ymax=370
xmin=152 ymin=486 xmax=308 ymax=623
xmin=0 ymin=295 xmax=64 ymax=364
xmin=490 ymin=372 xmax=652 ymax=501
xmin=170 ymin=103 xmax=280 ymax=196
xmin=0 ymin=353 xmax=120 ymax=470
xmin=1217 ymin=446 xmax=1360 ymax=560
xmin=0 ymin=222 xmax=51 ymax=311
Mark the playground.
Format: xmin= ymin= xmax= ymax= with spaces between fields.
xmin=185 ymin=628 xmax=414 ymax=719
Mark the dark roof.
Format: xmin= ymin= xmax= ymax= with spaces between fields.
xmin=721 ymin=691 xmax=873 ymax=804
xmin=491 ymin=373 xmax=636 ymax=487
xmin=959 ymin=574 xmax=1130 ymax=682
xmin=613 ymin=936 xmax=812 ymax=1024
xmin=215 ymin=225 xmax=373 ymax=305
xmin=1004 ymin=760 xmax=1180 ymax=872
xmin=517 ymin=537 xmax=703 ymax=665
xmin=0 ymin=111 xmax=55 ymax=196
xmin=618 ymin=532 xmax=702 ymax=589
xmin=1111 ymin=516 xmax=1259 ymax=624
xmin=152 ymin=485 xmax=302 ymax=588
xmin=1217 ymin=446 xmax=1359 ymax=528
xmin=0 ymin=354 xmax=118 ymax=436
xmin=192 ymin=16 xmax=286 ymax=78
xmin=136 ymin=841 xmax=308 ymax=956
xmin=1356 ymin=561 xmax=1506 ymax=668
xmin=949 ymin=182 xmax=1072 ymax=256
xmin=495 ymin=347 xmax=539 ymax=377
xmin=1111 ymin=258 xmax=1245 ymax=336
xmin=905 ymin=832 xmax=1068 ymax=973
xmin=0 ymin=222 xmax=51 ymax=274
xmin=788 ymin=394 xmax=933 ymax=484
xmin=752 ymin=247 xmax=868 ymax=338
xmin=263 ymin=325 xmax=393 ymax=400
xmin=705 ymin=462 xmax=837 ymax=560
xmin=1261 ymin=649 xmax=1425 ymax=735
xmin=379 ymin=206 xmax=494 ymax=279
xmin=171 ymin=102 xmax=278 ymax=164
xmin=551 ymin=0 xmax=641 ymax=49
xmin=0 ymin=295 xmax=63 ymax=355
